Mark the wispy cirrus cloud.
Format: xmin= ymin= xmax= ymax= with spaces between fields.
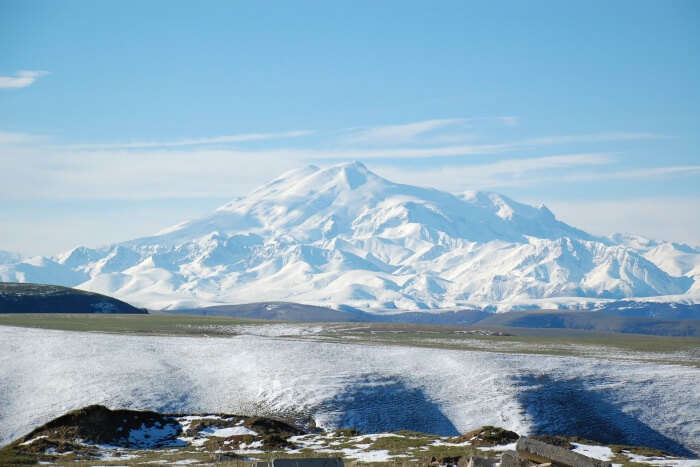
xmin=315 ymin=131 xmax=664 ymax=160
xmin=497 ymin=116 xmax=519 ymax=126
xmin=555 ymin=165 xmax=700 ymax=182
xmin=1 ymin=143 xmax=697 ymax=204
xmin=344 ymin=116 xmax=519 ymax=145
xmin=345 ymin=118 xmax=467 ymax=144
xmin=0 ymin=70 xmax=48 ymax=89
xmin=523 ymin=132 xmax=664 ymax=145
xmin=371 ymin=154 xmax=699 ymax=193
xmin=68 ymin=130 xmax=314 ymax=149
xmin=373 ymin=153 xmax=615 ymax=190
xmin=0 ymin=118 xmax=683 ymax=202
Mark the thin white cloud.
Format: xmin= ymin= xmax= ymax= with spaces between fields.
xmin=68 ymin=130 xmax=314 ymax=149
xmin=343 ymin=116 xmax=519 ymax=144
xmin=0 ymin=146 xmax=302 ymax=200
xmin=524 ymin=132 xmax=663 ymax=145
xmin=470 ymin=153 xmax=613 ymax=174
xmin=604 ymin=165 xmax=700 ymax=178
xmin=0 ymin=119 xmax=682 ymax=203
xmin=4 ymin=142 xmax=694 ymax=201
xmin=544 ymin=165 xmax=700 ymax=184
xmin=373 ymin=157 xmax=699 ymax=193
xmin=0 ymin=70 xmax=48 ymax=89
xmin=318 ymin=142 xmax=514 ymax=158
xmin=373 ymin=154 xmax=614 ymax=191
xmin=498 ymin=116 xmax=519 ymax=126
xmin=346 ymin=118 xmax=467 ymax=144
xmin=319 ymin=132 xmax=665 ymax=159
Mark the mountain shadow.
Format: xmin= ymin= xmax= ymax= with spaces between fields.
xmin=514 ymin=374 xmax=695 ymax=457
xmin=318 ymin=375 xmax=458 ymax=436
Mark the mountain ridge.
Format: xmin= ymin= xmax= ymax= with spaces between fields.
xmin=1 ymin=161 xmax=697 ymax=311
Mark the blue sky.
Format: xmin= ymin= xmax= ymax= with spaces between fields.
xmin=1 ymin=0 xmax=699 ymax=255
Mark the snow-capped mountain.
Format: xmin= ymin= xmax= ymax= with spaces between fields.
xmin=608 ymin=233 xmax=700 ymax=295
xmin=1 ymin=162 xmax=697 ymax=311
xmin=0 ymin=250 xmax=22 ymax=265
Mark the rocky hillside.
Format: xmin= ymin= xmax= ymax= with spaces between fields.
xmin=1 ymin=405 xmax=695 ymax=466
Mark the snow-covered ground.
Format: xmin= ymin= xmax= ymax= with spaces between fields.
xmin=0 ymin=325 xmax=698 ymax=457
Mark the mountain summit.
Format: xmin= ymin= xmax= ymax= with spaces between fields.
xmin=1 ymin=162 xmax=696 ymax=310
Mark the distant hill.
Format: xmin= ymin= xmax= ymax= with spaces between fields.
xmin=171 ymin=301 xmax=369 ymax=322
xmin=0 ymin=282 xmax=146 ymax=314
xmin=168 ymin=301 xmax=699 ymax=336
xmin=595 ymin=300 xmax=700 ymax=319
xmin=477 ymin=310 xmax=700 ymax=337
xmin=172 ymin=302 xmax=494 ymax=326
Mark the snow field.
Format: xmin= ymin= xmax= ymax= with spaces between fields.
xmin=0 ymin=325 xmax=698 ymax=457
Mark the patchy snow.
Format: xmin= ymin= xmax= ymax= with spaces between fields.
xmin=127 ymin=422 xmax=181 ymax=448
xmin=44 ymin=447 xmax=73 ymax=456
xmin=340 ymin=448 xmax=394 ymax=462
xmin=572 ymin=443 xmax=614 ymax=460
xmin=477 ymin=442 xmax=517 ymax=452
xmin=190 ymin=324 xmax=326 ymax=337
xmin=98 ymin=452 xmax=139 ymax=461
xmin=201 ymin=426 xmax=257 ymax=437
xmin=19 ymin=435 xmax=47 ymax=446
xmin=430 ymin=439 xmax=471 ymax=447
xmin=350 ymin=433 xmax=404 ymax=441
xmin=622 ymin=452 xmax=700 ymax=466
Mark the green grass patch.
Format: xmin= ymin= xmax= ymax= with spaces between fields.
xmin=368 ymin=436 xmax=431 ymax=454
xmin=0 ymin=313 xmax=265 ymax=336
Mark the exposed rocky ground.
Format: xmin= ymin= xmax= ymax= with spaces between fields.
xmin=0 ymin=406 xmax=696 ymax=466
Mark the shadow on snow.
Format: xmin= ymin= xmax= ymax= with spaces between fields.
xmin=318 ymin=375 xmax=459 ymax=436
xmin=514 ymin=374 xmax=695 ymax=457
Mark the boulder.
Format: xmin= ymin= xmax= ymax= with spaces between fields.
xmin=516 ymin=437 xmax=612 ymax=467
xmin=500 ymin=450 xmax=530 ymax=467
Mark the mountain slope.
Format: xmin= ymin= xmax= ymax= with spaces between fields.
xmin=1 ymin=162 xmax=696 ymax=311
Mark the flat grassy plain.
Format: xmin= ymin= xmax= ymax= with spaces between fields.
xmin=1 ymin=313 xmax=698 ymax=366
xmin=0 ymin=313 xmax=265 ymax=335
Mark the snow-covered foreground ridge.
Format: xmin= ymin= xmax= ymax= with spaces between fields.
xmin=0 ymin=326 xmax=698 ymax=456
xmin=2 ymin=161 xmax=699 ymax=310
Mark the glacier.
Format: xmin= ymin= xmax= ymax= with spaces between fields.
xmin=1 ymin=161 xmax=698 ymax=311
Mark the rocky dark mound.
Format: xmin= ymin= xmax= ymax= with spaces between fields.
xmin=0 ymin=405 xmax=692 ymax=466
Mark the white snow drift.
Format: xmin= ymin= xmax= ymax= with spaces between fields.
xmin=1 ymin=162 xmax=697 ymax=310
